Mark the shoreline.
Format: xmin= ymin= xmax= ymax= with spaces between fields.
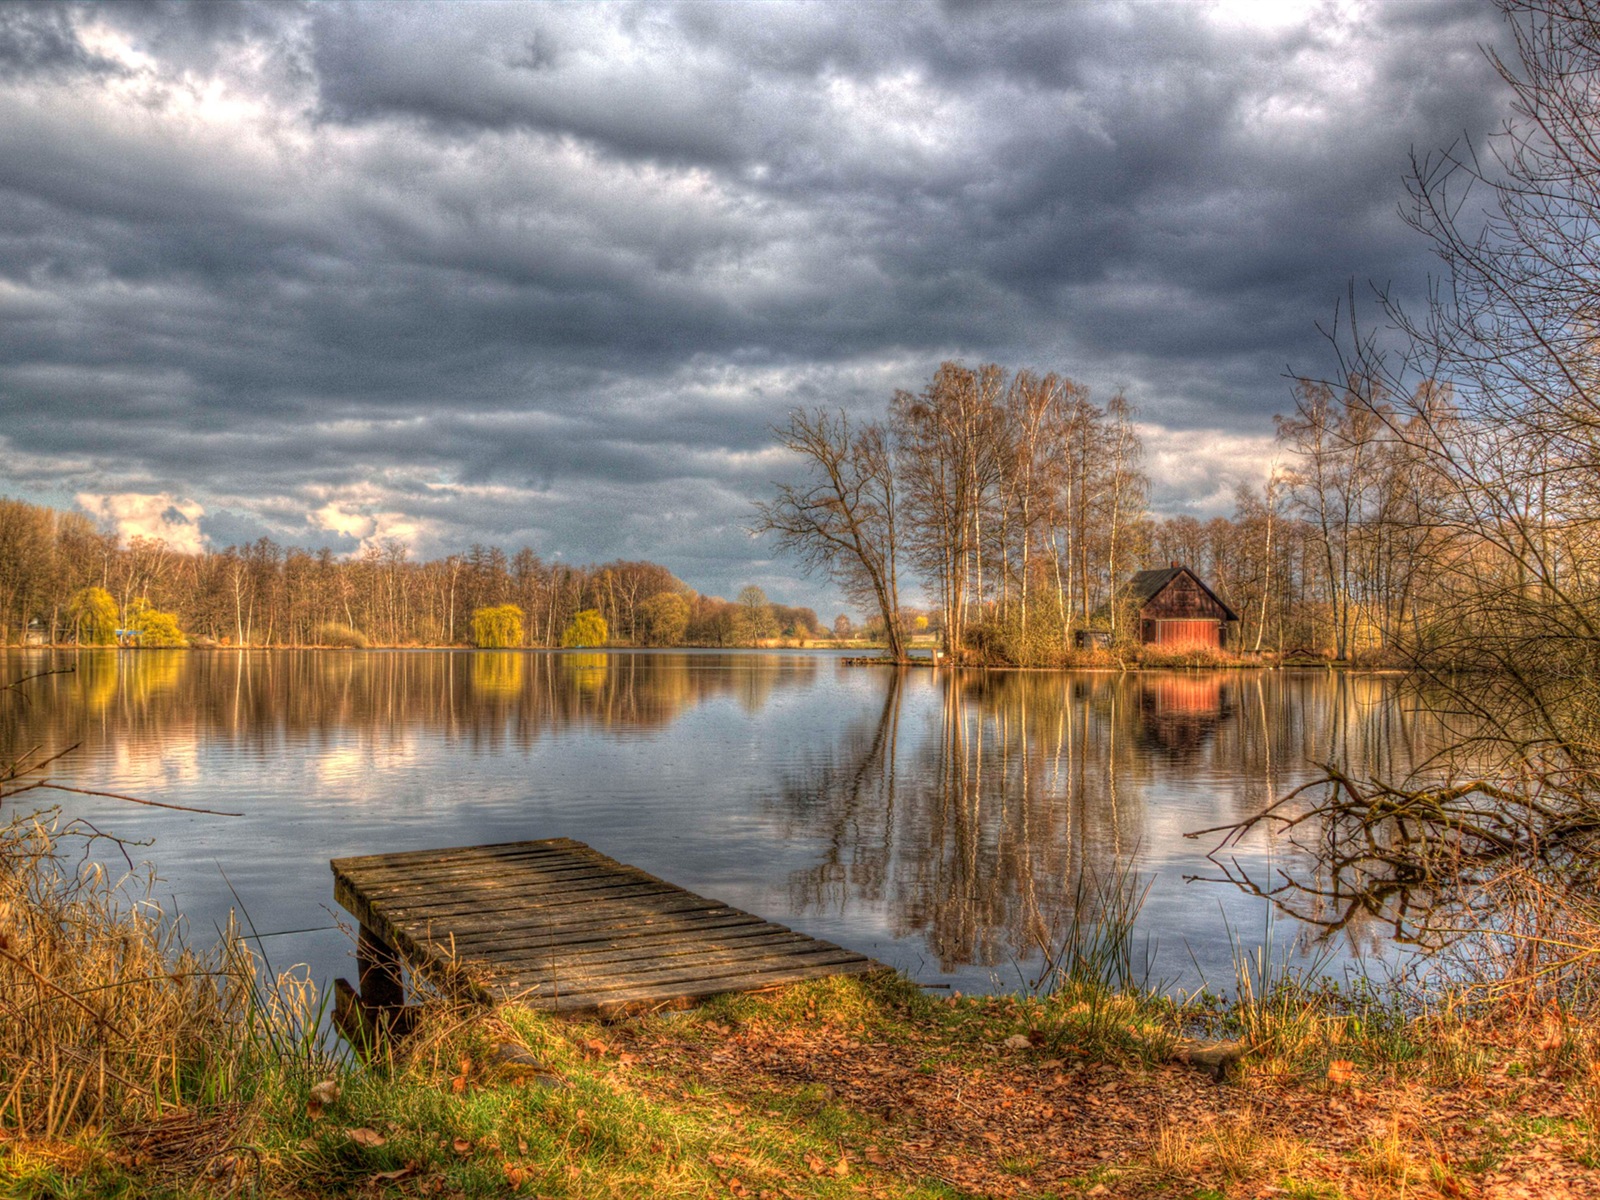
xmin=4 ymin=869 xmax=1593 ymax=1200
xmin=7 ymin=642 xmax=1407 ymax=673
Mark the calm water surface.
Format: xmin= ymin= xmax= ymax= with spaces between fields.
xmin=1 ymin=649 xmax=1443 ymax=997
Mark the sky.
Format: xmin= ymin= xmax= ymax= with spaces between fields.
xmin=0 ymin=0 xmax=1511 ymax=616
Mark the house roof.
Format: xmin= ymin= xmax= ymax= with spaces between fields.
xmin=1127 ymin=565 xmax=1240 ymax=622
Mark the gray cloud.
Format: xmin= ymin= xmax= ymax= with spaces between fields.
xmin=0 ymin=0 xmax=1510 ymax=609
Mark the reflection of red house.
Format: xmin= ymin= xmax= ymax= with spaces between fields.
xmin=1128 ymin=563 xmax=1238 ymax=649
xmin=1136 ymin=672 xmax=1231 ymax=755
xmin=1147 ymin=675 xmax=1223 ymax=716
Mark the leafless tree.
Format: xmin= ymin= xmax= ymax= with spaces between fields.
xmin=893 ymin=363 xmax=1008 ymax=656
xmin=1208 ymin=0 xmax=1600 ymax=986
xmin=753 ymin=409 xmax=907 ymax=661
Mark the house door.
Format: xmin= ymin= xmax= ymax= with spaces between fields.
xmin=1154 ymin=619 xmax=1219 ymax=648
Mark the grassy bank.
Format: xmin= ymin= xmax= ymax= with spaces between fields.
xmin=6 ymin=812 xmax=1600 ymax=1199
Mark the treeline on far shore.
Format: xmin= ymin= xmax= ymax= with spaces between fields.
xmin=0 ymin=497 xmax=831 ymax=649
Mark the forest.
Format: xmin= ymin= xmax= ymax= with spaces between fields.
xmin=0 ymin=359 xmax=1538 ymax=660
xmin=0 ymin=506 xmax=824 ymax=649
xmin=756 ymin=360 xmax=1523 ymax=666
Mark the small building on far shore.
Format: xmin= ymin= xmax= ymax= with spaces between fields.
xmin=1127 ymin=562 xmax=1238 ymax=649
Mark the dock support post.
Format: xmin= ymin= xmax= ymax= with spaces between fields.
xmin=357 ymin=924 xmax=405 ymax=1011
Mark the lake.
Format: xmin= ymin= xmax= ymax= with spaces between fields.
xmin=0 ymin=649 xmax=1444 ymax=999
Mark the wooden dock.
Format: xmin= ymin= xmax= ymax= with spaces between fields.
xmin=331 ymin=837 xmax=885 ymax=1021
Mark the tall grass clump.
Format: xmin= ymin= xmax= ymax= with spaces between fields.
xmin=1038 ymin=862 xmax=1154 ymax=995
xmin=1135 ymin=644 xmax=1238 ymax=669
xmin=0 ymin=809 xmax=254 ymax=1137
xmin=1031 ymin=863 xmax=1179 ymax=1062
xmin=1225 ymin=911 xmax=1331 ymax=1068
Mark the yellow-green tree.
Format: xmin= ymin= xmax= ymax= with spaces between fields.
xmin=734 ymin=585 xmax=779 ymax=643
xmin=471 ymin=603 xmax=524 ymax=648
xmin=124 ymin=598 xmax=187 ymax=647
xmin=68 ymin=586 xmax=118 ymax=645
xmin=561 ymin=609 xmax=608 ymax=648
xmin=636 ymin=592 xmax=689 ymax=646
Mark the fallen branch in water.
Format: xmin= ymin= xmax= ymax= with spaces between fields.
xmin=26 ymin=783 xmax=243 ymax=818
xmin=1186 ymin=762 xmax=1600 ymax=1002
xmin=1187 ymin=762 xmax=1598 ymax=870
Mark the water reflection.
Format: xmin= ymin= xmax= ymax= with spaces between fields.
xmin=1 ymin=649 xmax=820 ymax=760
xmin=471 ymin=651 xmax=525 ymax=698
xmin=1136 ymin=674 xmax=1229 ymax=757
xmin=0 ymin=651 xmax=1446 ymax=990
xmin=778 ymin=669 xmax=1444 ymax=978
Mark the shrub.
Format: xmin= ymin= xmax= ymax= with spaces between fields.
xmin=471 ymin=604 xmax=525 ymax=648
xmin=311 ymin=622 xmax=369 ymax=648
xmin=561 ymin=608 xmax=608 ymax=648
xmin=123 ymin=598 xmax=187 ymax=647
xmin=962 ymin=617 xmax=1068 ymax=668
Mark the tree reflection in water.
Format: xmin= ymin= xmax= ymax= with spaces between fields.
xmin=0 ymin=650 xmax=1449 ymax=987
xmin=779 ymin=668 xmax=1447 ymax=979
xmin=0 ymin=649 xmax=821 ymax=764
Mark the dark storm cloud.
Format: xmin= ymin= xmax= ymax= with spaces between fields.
xmin=0 ymin=0 xmax=1511 ymax=605
xmin=0 ymin=5 xmax=124 ymax=78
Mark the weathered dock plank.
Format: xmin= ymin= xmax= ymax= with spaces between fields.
xmin=331 ymin=838 xmax=886 ymax=1016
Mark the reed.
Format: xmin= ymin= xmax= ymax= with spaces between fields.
xmin=1029 ymin=862 xmax=1182 ymax=1063
xmin=1033 ymin=859 xmax=1155 ymax=995
xmin=0 ymin=809 xmax=255 ymax=1138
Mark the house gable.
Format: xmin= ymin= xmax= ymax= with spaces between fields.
xmin=1128 ymin=565 xmax=1239 ymax=623
xmin=1126 ymin=563 xmax=1239 ymax=649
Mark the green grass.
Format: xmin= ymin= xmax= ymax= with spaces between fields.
xmin=8 ymin=811 xmax=1600 ymax=1199
xmin=5 ymin=963 xmax=1595 ymax=1198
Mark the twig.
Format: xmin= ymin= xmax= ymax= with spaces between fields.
xmin=33 ymin=784 xmax=243 ymax=817
xmin=0 ymin=943 xmax=128 ymax=1039
xmin=1 ymin=666 xmax=78 ymax=703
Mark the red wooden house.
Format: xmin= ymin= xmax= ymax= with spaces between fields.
xmin=1128 ymin=563 xmax=1238 ymax=649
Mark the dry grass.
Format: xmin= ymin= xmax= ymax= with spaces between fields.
xmin=1133 ymin=644 xmax=1244 ymax=668
xmin=0 ymin=809 xmax=252 ymax=1137
xmin=310 ymin=623 xmax=369 ymax=649
xmin=1151 ymin=1110 xmax=1321 ymax=1185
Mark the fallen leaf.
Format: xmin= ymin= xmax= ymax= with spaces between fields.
xmin=1002 ymin=1034 xmax=1033 ymax=1051
xmin=1327 ymin=1059 xmax=1359 ymax=1085
xmin=451 ymin=1074 xmax=469 ymax=1094
xmin=306 ymin=1078 xmax=341 ymax=1119
xmin=347 ymin=1127 xmax=386 ymax=1148
xmin=452 ymin=1137 xmax=472 ymax=1155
